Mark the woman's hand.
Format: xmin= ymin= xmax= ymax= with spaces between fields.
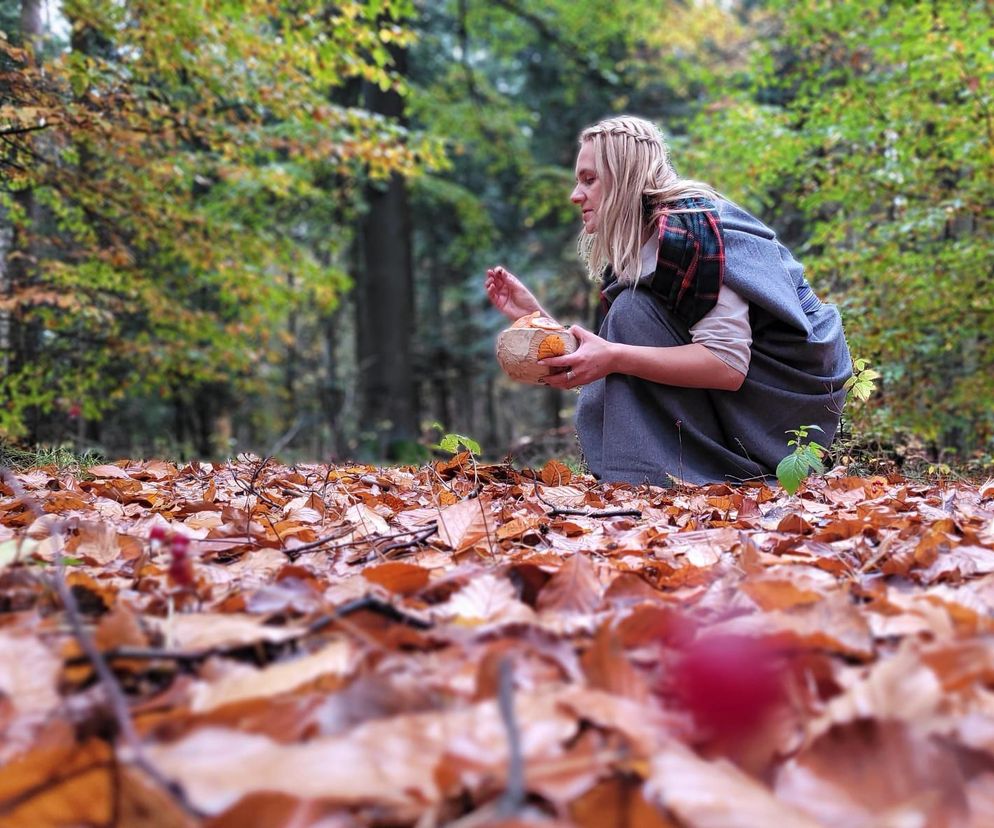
xmin=540 ymin=325 xmax=614 ymax=390
xmin=485 ymin=265 xmax=545 ymax=323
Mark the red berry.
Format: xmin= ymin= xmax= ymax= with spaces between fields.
xmin=168 ymin=534 xmax=195 ymax=588
xmin=673 ymin=634 xmax=783 ymax=739
xmin=149 ymin=525 xmax=167 ymax=543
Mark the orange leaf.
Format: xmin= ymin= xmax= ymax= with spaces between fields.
xmin=537 ymin=335 xmax=566 ymax=360
xmin=540 ymin=459 xmax=572 ymax=486
xmin=435 ymin=497 xmax=494 ymax=551
xmin=362 ymin=561 xmax=430 ymax=595
xmin=537 ymin=553 xmax=602 ymax=615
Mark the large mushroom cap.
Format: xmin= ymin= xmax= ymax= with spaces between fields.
xmin=496 ymin=323 xmax=578 ymax=385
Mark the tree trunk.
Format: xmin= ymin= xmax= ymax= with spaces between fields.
xmin=355 ymin=46 xmax=420 ymax=458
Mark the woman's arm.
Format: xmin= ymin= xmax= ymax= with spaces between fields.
xmin=541 ymin=325 xmax=746 ymax=392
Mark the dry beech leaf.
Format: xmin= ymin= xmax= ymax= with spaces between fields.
xmin=148 ymin=689 xmax=575 ymax=815
xmin=775 ymin=721 xmax=967 ymax=828
xmin=0 ymin=632 xmax=62 ymax=762
xmin=537 ymin=553 xmax=602 ymax=615
xmin=86 ymin=464 xmax=132 ymax=479
xmin=362 ymin=561 xmax=430 ymax=595
xmin=440 ymin=572 xmax=534 ymax=625
xmin=646 ymin=739 xmax=823 ymax=828
xmin=808 ymin=639 xmax=943 ymax=739
xmin=435 ymin=496 xmax=494 ymax=551
xmin=190 ymin=640 xmax=354 ymax=712
xmin=541 ymin=459 xmax=572 ymax=486
xmin=581 ymin=622 xmax=651 ymax=704
xmin=571 ymin=776 xmax=676 ymax=828
xmin=0 ymin=740 xmax=114 ymax=826
xmin=497 ymin=516 xmax=541 ymax=541
xmin=145 ymin=613 xmax=303 ymax=651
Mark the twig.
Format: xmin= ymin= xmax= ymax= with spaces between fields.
xmin=0 ymin=468 xmax=202 ymax=818
xmin=547 ymin=507 xmax=643 ymax=518
xmin=285 ymin=523 xmax=433 ymax=561
xmin=496 ymin=656 xmax=526 ymax=818
xmin=75 ymin=594 xmax=434 ymax=668
xmin=306 ymin=595 xmax=433 ymax=634
xmin=346 ymin=523 xmax=439 ymax=565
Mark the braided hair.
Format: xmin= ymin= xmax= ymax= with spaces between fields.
xmin=577 ymin=116 xmax=719 ymax=284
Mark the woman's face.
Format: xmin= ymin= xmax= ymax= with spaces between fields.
xmin=570 ymin=141 xmax=603 ymax=233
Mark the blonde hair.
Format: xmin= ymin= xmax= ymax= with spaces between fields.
xmin=576 ymin=116 xmax=719 ymax=284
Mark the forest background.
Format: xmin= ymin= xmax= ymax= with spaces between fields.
xmin=1 ymin=0 xmax=992 ymax=473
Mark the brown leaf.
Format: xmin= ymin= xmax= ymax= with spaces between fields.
xmin=436 ymin=496 xmax=494 ymax=551
xmin=537 ymin=553 xmax=602 ymax=615
xmin=362 ymin=561 xmax=430 ymax=595
xmin=440 ymin=572 xmax=534 ymax=625
xmin=540 ymin=459 xmax=572 ymax=486
xmin=190 ymin=641 xmax=354 ymax=712
xmin=646 ymin=739 xmax=823 ymax=828
xmin=87 ymin=463 xmax=132 ymax=479
xmin=0 ymin=740 xmax=113 ymax=825
xmin=147 ymin=689 xmax=576 ymax=815
xmin=775 ymin=721 xmax=967 ymax=828
xmin=571 ymin=776 xmax=677 ymax=828
xmin=581 ymin=622 xmax=651 ymax=703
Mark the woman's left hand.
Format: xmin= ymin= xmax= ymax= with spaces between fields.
xmin=540 ymin=325 xmax=614 ymax=390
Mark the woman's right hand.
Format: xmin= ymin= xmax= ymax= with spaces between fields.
xmin=485 ymin=265 xmax=545 ymax=323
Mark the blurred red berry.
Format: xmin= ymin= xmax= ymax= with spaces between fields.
xmin=149 ymin=525 xmax=167 ymax=543
xmin=673 ymin=634 xmax=784 ymax=739
xmin=67 ymin=404 xmax=82 ymax=419
xmin=168 ymin=534 xmax=195 ymax=589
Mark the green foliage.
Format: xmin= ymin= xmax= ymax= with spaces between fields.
xmin=0 ymin=0 xmax=442 ymax=444
xmin=844 ymin=358 xmax=881 ymax=404
xmin=685 ymin=0 xmax=994 ymax=455
xmin=431 ymin=422 xmax=481 ymax=457
xmin=776 ymin=425 xmax=826 ymax=495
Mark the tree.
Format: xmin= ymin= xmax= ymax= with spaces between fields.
xmin=0 ymin=0 xmax=441 ymax=450
xmin=685 ymin=0 xmax=994 ymax=455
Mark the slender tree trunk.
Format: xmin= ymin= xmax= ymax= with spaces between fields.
xmin=356 ymin=46 xmax=420 ymax=458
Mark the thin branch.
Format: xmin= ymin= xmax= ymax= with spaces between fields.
xmin=496 ymin=656 xmax=526 ymax=817
xmin=547 ymin=507 xmax=643 ymax=519
xmin=0 ymin=123 xmax=51 ymax=137
xmin=346 ymin=523 xmax=439 ymax=565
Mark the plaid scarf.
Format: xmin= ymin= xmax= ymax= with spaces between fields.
xmin=600 ymin=198 xmax=725 ymax=328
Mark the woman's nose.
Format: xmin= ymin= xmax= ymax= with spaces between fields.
xmin=570 ymin=186 xmax=583 ymax=204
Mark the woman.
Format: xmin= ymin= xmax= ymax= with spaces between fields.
xmin=485 ymin=115 xmax=851 ymax=486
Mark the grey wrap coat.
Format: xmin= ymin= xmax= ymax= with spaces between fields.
xmin=575 ymin=199 xmax=852 ymax=485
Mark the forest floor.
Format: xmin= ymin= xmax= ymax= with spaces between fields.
xmin=1 ymin=455 xmax=993 ymax=827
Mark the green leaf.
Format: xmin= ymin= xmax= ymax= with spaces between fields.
xmin=776 ymin=452 xmax=811 ymax=495
xmin=438 ymin=434 xmax=461 ymax=454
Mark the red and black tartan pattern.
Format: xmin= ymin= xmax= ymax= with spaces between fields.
xmin=650 ymin=198 xmax=725 ymax=327
xmin=600 ymin=198 xmax=725 ymax=329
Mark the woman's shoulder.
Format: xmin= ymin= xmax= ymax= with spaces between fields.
xmin=714 ymin=198 xmax=777 ymax=242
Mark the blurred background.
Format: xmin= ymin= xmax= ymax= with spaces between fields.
xmin=1 ymin=0 xmax=991 ymax=470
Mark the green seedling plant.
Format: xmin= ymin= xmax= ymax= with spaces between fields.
xmin=431 ymin=422 xmax=481 ymax=457
xmin=843 ymin=358 xmax=880 ymax=403
xmin=776 ymin=424 xmax=826 ymax=495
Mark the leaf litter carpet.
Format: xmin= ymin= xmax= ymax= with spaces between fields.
xmin=1 ymin=456 xmax=994 ymax=826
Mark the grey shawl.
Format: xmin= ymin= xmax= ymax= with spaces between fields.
xmin=575 ymin=199 xmax=852 ymax=485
